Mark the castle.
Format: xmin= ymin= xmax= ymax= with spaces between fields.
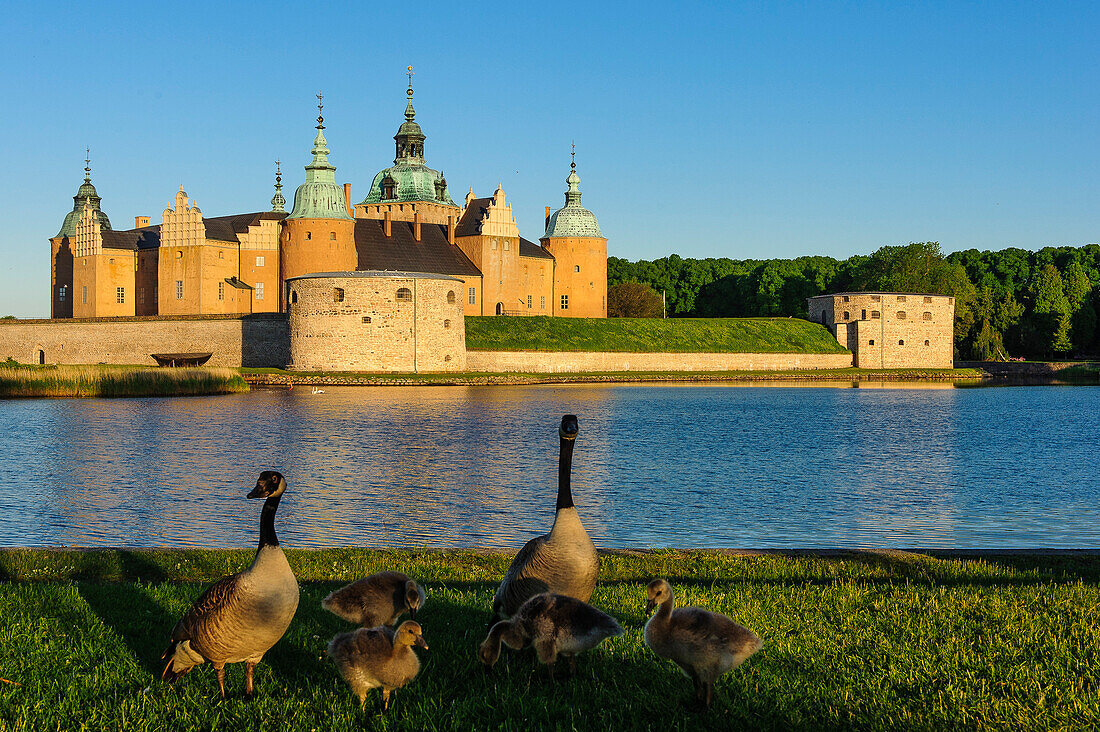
xmin=49 ymin=75 xmax=608 ymax=324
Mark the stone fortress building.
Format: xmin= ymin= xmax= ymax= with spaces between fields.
xmin=49 ymin=73 xmax=608 ymax=332
xmin=807 ymin=292 xmax=955 ymax=369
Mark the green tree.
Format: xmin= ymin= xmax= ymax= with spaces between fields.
xmin=607 ymin=282 xmax=663 ymax=318
xmin=1025 ymin=264 xmax=1072 ymax=356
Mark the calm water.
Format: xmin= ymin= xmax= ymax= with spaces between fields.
xmin=1 ymin=383 xmax=1098 ymax=549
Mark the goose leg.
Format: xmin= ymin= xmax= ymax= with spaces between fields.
xmin=214 ymin=665 xmax=226 ymax=699
xmin=382 ymin=689 xmax=391 ymax=712
xmin=244 ymin=661 xmax=256 ymax=699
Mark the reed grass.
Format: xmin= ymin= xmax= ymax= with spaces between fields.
xmin=0 ymin=365 xmax=249 ymax=398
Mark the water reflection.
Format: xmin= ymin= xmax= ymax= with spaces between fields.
xmin=0 ymin=384 xmax=1098 ymax=548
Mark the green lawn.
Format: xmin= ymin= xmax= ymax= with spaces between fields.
xmin=0 ymin=549 xmax=1097 ymax=730
xmin=465 ymin=316 xmax=850 ymax=353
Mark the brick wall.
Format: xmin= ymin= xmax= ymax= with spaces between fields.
xmin=0 ymin=314 xmax=288 ymax=367
xmin=466 ymin=351 xmax=853 ymax=373
xmin=808 ymin=293 xmax=954 ymax=368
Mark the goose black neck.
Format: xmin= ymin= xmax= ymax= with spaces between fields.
xmin=258 ymin=495 xmax=282 ymax=549
xmin=556 ymin=436 xmax=575 ymax=511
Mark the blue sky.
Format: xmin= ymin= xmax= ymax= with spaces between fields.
xmin=1 ymin=1 xmax=1097 ymax=316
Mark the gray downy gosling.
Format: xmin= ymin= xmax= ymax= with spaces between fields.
xmin=328 ymin=620 xmax=428 ymax=712
xmin=643 ymin=578 xmax=762 ymax=709
xmin=161 ymin=470 xmax=300 ymax=699
xmin=490 ymin=415 xmax=599 ymax=628
xmin=322 ymin=571 xmax=426 ymax=627
xmin=479 ymin=592 xmax=623 ymax=679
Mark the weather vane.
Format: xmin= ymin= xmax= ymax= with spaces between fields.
xmin=316 ymin=91 xmax=324 ymax=128
xmin=571 ymin=141 xmax=576 ymax=170
xmin=407 ymin=65 xmax=414 ymax=87
xmin=275 ymin=158 xmax=281 ymax=183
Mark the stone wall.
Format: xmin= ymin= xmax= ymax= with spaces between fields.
xmin=808 ymin=292 xmax=955 ymax=369
xmin=466 ymin=351 xmax=853 ymax=373
xmin=0 ymin=314 xmax=288 ymax=367
xmin=287 ymin=272 xmax=466 ymax=372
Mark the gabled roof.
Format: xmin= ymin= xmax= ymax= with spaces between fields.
xmin=519 ymin=236 xmax=554 ymax=260
xmin=203 ymin=212 xmax=286 ymax=242
xmin=101 ymin=227 xmax=161 ymax=250
xmin=454 ymin=198 xmax=493 ymax=237
xmin=354 ymin=219 xmax=481 ymax=277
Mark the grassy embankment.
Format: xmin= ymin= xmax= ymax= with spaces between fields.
xmin=0 ymin=363 xmax=249 ymax=398
xmin=1 ymin=549 xmax=1097 ymax=730
xmin=465 ymin=315 xmax=851 ymax=353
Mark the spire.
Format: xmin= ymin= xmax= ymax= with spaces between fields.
xmin=270 ymin=159 xmax=286 ymax=212
xmin=288 ymin=95 xmax=352 ymax=220
xmin=543 ymin=144 xmax=602 ymax=239
xmin=58 ymin=149 xmax=111 ymax=237
xmin=84 ymin=147 xmax=91 ymax=184
xmin=565 ymin=142 xmax=582 ymax=206
xmin=394 ymin=66 xmax=426 ymax=164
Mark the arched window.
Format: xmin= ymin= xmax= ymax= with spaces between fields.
xmin=574 ymin=265 xmax=580 ymax=272
xmin=305 ymin=232 xmax=311 ymax=240
xmin=396 ymin=287 xmax=413 ymax=302
xmin=444 ymin=319 xmax=451 ymax=329
xmin=290 ymin=291 xmax=298 ymax=304
xmin=496 ymin=302 xmax=504 ymax=315
xmin=446 ymin=290 xmax=456 ymax=304
xmin=334 ymin=288 xmax=344 ymax=303
xmin=899 ymin=340 xmax=905 ymax=346
xmin=924 ymin=340 xmax=930 ymax=346
xmin=382 ymin=176 xmax=397 ymax=200
xmin=330 ymin=232 xmax=336 ymax=241
xmin=842 ymin=311 xmax=850 ymax=320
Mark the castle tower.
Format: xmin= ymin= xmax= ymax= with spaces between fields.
xmin=540 ymin=148 xmax=607 ymax=317
xmin=280 ymin=95 xmax=356 ymax=309
xmin=355 ymin=68 xmax=460 ymax=226
xmin=51 ymin=151 xmax=112 ymax=317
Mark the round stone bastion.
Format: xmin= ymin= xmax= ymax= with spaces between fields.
xmin=286 ymin=271 xmax=466 ymax=372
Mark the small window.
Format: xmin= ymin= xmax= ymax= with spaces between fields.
xmin=255 ymin=282 xmax=264 ymax=300
xmin=362 ymin=316 xmax=371 ymax=323
xmin=503 ymin=241 xmax=510 ymax=251
xmin=444 ymin=319 xmax=451 ymax=329
xmin=396 ymin=287 xmax=413 ymax=302
xmin=861 ymin=309 xmax=867 ymax=319
xmin=560 ymin=294 xmax=569 ymax=310
xmin=58 ymin=287 xmax=67 ymax=302
xmin=330 ymin=232 xmax=336 ymax=241
xmin=218 ymin=282 xmax=224 ymax=301
xmin=256 ymin=256 xmax=265 ymax=267
xmin=447 ymin=290 xmax=456 ymax=304
xmin=527 ymin=295 xmax=532 ymax=309
xmin=540 ymin=296 xmax=546 ymax=309
xmin=871 ymin=311 xmax=880 ymax=319
xmin=116 ymin=287 xmax=125 ymax=304
xmin=175 ymin=280 xmax=183 ymax=300
xmin=869 ymin=339 xmax=875 ymax=345
xmin=468 ymin=287 xmax=476 ymax=305
xmin=109 ymin=258 xmax=115 ymax=264
xmin=305 ymin=232 xmax=312 ymax=240
xmin=842 ymin=295 xmax=850 ymax=303
xmin=491 ymin=240 xmax=498 ymax=250
xmin=139 ymin=288 xmax=145 ymax=304
xmin=218 ymin=251 xmax=224 ymax=259
xmin=334 ymin=288 xmax=345 ymax=303
xmin=899 ymin=340 xmax=905 ymax=346
xmin=924 ymin=296 xmax=933 ymax=303
xmin=176 ymin=250 xmax=183 ymax=258
xmin=924 ymin=340 xmax=930 ymax=346
xmin=871 ymin=295 xmax=881 ymax=302
xmin=291 ymin=291 xmax=298 ymax=304
xmin=897 ymin=311 xmax=907 ymax=319
xmin=842 ymin=311 xmax=849 ymax=320
xmin=897 ymin=295 xmax=907 ymax=302
xmin=574 ymin=265 xmax=580 ymax=273
xmin=923 ymin=312 xmax=932 ymax=321
xmin=82 ymin=286 xmax=87 ymax=304
xmin=444 ymin=355 xmax=452 ymax=362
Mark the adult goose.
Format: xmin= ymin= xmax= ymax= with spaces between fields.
xmin=643 ymin=578 xmax=762 ymax=709
xmin=490 ymin=414 xmax=599 ymax=627
xmin=161 ymin=470 xmax=300 ymax=699
xmin=479 ymin=592 xmax=622 ymax=678
xmin=328 ymin=620 xmax=428 ymax=711
xmin=322 ymin=571 xmax=426 ymax=627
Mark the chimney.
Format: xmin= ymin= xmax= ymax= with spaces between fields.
xmin=343 ymin=183 xmax=352 ymax=216
xmin=413 ymin=212 xmax=421 ymax=242
xmin=135 ymin=216 xmax=151 ymax=228
xmin=447 ymin=215 xmax=455 ymax=245
xmin=544 ymin=206 xmax=551 ymax=229
xmin=384 ymin=210 xmax=391 ymax=237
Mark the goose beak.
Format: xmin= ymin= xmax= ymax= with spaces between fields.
xmin=559 ymin=414 xmax=579 ymax=440
xmin=415 ymin=636 xmax=429 ymax=650
xmin=645 ymin=599 xmax=657 ymax=614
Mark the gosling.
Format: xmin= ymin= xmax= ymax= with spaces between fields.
xmin=327 ymin=620 xmax=428 ymax=712
xmin=479 ymin=592 xmax=623 ymax=679
xmin=322 ymin=571 xmax=426 ymax=627
xmin=643 ymin=578 xmax=762 ymax=709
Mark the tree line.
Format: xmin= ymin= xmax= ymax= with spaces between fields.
xmin=607 ymin=242 xmax=1100 ymax=360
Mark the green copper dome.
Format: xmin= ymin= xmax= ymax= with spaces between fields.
xmin=57 ymin=158 xmax=111 ymax=237
xmin=359 ymin=77 xmax=456 ymax=207
xmin=544 ymin=160 xmax=602 ymax=238
xmin=288 ymin=102 xmax=352 ymax=220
